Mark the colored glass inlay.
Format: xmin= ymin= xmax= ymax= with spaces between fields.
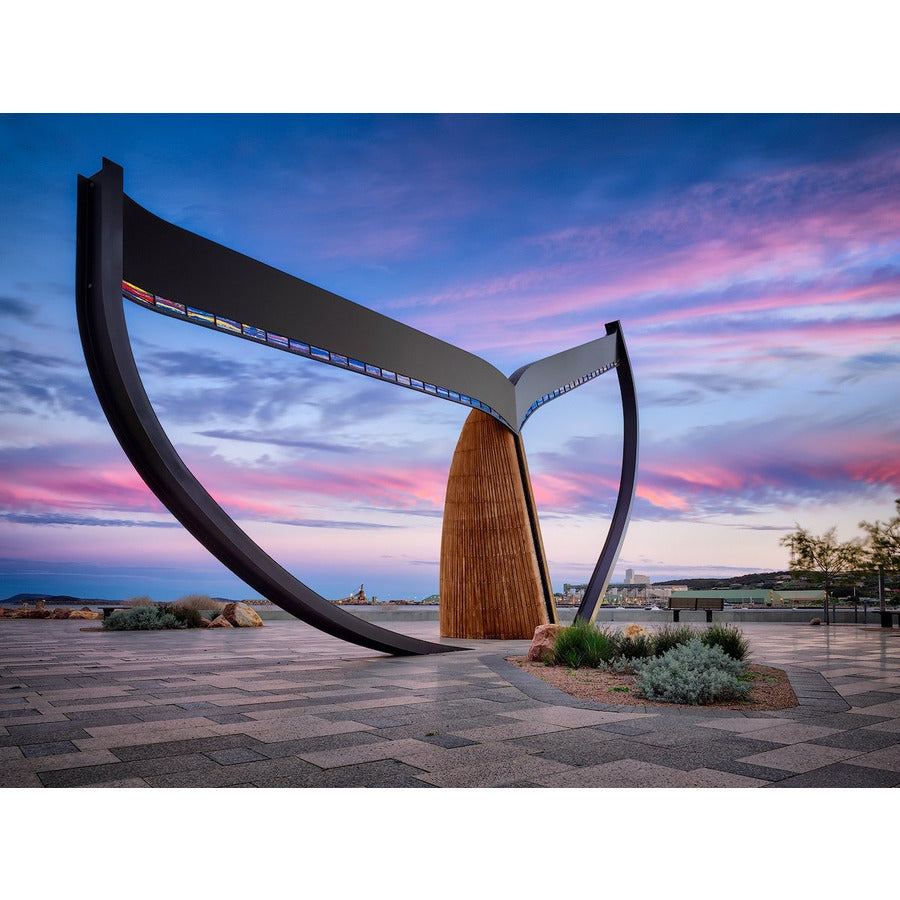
xmin=120 ymin=279 xmax=532 ymax=429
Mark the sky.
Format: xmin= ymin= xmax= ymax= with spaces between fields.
xmin=1 ymin=113 xmax=898 ymax=602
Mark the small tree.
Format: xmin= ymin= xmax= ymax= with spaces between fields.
xmin=780 ymin=526 xmax=865 ymax=625
xmin=859 ymin=499 xmax=900 ymax=612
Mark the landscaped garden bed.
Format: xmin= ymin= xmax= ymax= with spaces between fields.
xmin=509 ymin=622 xmax=797 ymax=710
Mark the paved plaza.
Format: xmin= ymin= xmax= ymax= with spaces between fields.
xmin=1 ymin=617 xmax=899 ymax=788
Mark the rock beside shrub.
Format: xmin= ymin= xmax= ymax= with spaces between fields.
xmin=222 ymin=602 xmax=264 ymax=628
xmin=1 ymin=606 xmax=102 ymax=620
xmin=528 ymin=624 xmax=564 ymax=661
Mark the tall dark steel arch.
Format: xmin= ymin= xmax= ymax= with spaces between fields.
xmin=76 ymin=158 xmax=638 ymax=654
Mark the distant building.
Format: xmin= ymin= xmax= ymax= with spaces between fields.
xmin=625 ymin=569 xmax=650 ymax=585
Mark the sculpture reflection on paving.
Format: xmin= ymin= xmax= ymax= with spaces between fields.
xmin=76 ymin=159 xmax=638 ymax=654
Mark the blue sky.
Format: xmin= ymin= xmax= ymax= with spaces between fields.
xmin=1 ymin=113 xmax=898 ymax=601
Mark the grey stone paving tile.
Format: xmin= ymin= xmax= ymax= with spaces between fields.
xmin=841 ymin=744 xmax=900 ymax=772
xmin=132 ymin=705 xmax=229 ymax=723
xmin=501 ymin=706 xmax=656 ymax=728
xmin=226 ymin=716 xmax=374 ymax=742
xmin=311 ymin=708 xmax=434 ymax=728
xmin=712 ymin=759 xmax=798 ymax=783
xmin=261 ymin=759 xmax=435 ymax=788
xmin=848 ymin=698 xmax=900 ymax=718
xmin=617 ymin=723 xmax=731 ymax=748
xmin=696 ymin=715 xmax=800 ymax=734
xmin=807 ymin=729 xmax=899 ymax=752
xmin=57 ymin=710 xmax=145 ymax=728
xmin=4 ymin=721 xmax=92 ymax=743
xmin=255 ymin=731 xmax=388 ymax=759
xmin=85 ymin=778 xmax=151 ymax=787
xmin=400 ymin=739 xmax=539 ymax=772
xmin=843 ymin=691 xmax=900 ymax=708
xmin=296 ymin=759 xmax=436 ymax=788
xmin=364 ymin=715 xmax=508 ymax=740
xmin=790 ymin=711 xmax=891 ymax=730
xmin=415 ymin=753 xmax=573 ymax=788
xmin=0 ymin=708 xmax=43 ymax=720
xmin=591 ymin=720 xmax=662 ymax=737
xmin=74 ymin=723 xmax=222 ymax=750
xmin=205 ymin=747 xmax=269 ymax=765
xmin=863 ymin=718 xmax=900 ymax=733
xmin=110 ymin=733 xmax=268 ymax=762
xmin=21 ymin=740 xmax=79 ymax=758
xmin=0 ymin=771 xmax=44 ymax=787
xmin=418 ymin=732 xmax=479 ymax=749
xmin=765 ymin=763 xmax=900 ymax=788
xmin=298 ymin=737 xmax=438 ymax=769
xmin=506 ymin=730 xmax=634 ymax=768
xmin=738 ymin=742 xmax=863 ymax=773
xmin=630 ymin=736 xmax=789 ymax=773
xmin=203 ymin=712 xmax=254 ymax=724
xmin=142 ymin=762 xmax=273 ymax=788
xmin=736 ymin=722 xmax=842 ymax=745
xmin=531 ymin=758 xmax=721 ymax=788
xmin=450 ymin=719 xmax=567 ymax=742
xmin=37 ymin=753 xmax=213 ymax=787
xmin=205 ymin=695 xmax=318 ymax=712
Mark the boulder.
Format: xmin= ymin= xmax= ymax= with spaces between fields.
xmin=69 ymin=609 xmax=102 ymax=619
xmin=222 ymin=602 xmax=264 ymax=628
xmin=51 ymin=608 xmax=70 ymax=618
xmin=527 ymin=623 xmax=564 ymax=662
xmin=208 ymin=615 xmax=233 ymax=628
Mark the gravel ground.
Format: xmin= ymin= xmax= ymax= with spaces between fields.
xmin=507 ymin=658 xmax=798 ymax=710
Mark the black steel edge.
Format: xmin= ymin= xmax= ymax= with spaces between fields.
xmin=77 ymin=159 xmax=462 ymax=656
xmin=575 ymin=321 xmax=639 ymax=622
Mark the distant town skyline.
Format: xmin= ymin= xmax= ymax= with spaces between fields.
xmin=1 ymin=114 xmax=898 ymax=602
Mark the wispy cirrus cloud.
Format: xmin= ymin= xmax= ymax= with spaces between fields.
xmin=386 ymin=147 xmax=900 ymax=366
xmin=530 ymin=410 xmax=900 ymax=523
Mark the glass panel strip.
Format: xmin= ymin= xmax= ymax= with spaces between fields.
xmin=122 ymin=280 xmax=512 ymax=426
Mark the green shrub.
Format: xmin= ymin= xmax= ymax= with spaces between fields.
xmin=102 ymin=605 xmax=182 ymax=631
xmin=612 ymin=631 xmax=655 ymax=661
xmin=651 ymin=624 xmax=697 ymax=657
xmin=171 ymin=606 xmax=204 ymax=628
xmin=548 ymin=621 xmax=614 ymax=668
xmin=700 ymin=624 xmax=750 ymax=661
xmin=634 ymin=639 xmax=751 ymax=705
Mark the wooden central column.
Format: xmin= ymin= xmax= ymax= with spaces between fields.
xmin=439 ymin=410 xmax=553 ymax=639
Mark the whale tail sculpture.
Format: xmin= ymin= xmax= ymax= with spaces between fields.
xmin=77 ymin=158 xmax=638 ymax=654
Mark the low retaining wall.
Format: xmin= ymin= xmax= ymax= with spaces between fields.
xmin=257 ymin=605 xmax=888 ymax=625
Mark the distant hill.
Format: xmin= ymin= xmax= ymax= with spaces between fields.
xmin=1 ymin=592 xmax=112 ymax=606
xmin=1 ymin=593 xmax=251 ymax=606
xmin=652 ymin=571 xmax=801 ymax=590
xmin=650 ymin=570 xmax=879 ymax=593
